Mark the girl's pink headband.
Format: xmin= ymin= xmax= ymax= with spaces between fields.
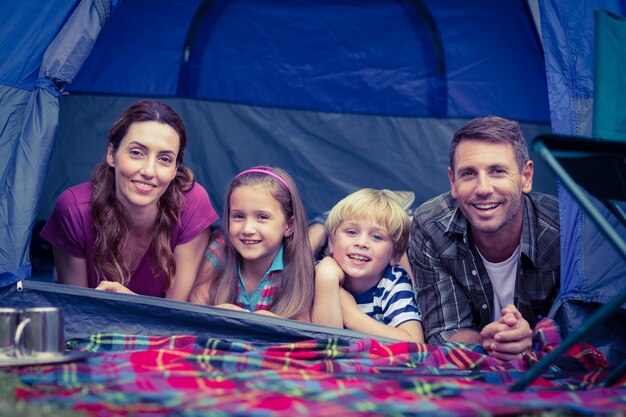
xmin=234 ymin=166 xmax=290 ymax=191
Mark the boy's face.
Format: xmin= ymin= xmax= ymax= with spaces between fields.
xmin=328 ymin=218 xmax=398 ymax=293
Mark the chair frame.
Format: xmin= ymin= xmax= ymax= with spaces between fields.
xmin=511 ymin=134 xmax=626 ymax=391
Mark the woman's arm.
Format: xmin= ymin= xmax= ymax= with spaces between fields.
xmin=187 ymin=258 xmax=214 ymax=304
xmin=166 ymin=227 xmax=211 ymax=301
xmin=51 ymin=246 xmax=89 ymax=287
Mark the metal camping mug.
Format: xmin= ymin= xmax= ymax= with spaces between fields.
xmin=14 ymin=307 xmax=65 ymax=358
xmin=0 ymin=308 xmax=20 ymax=358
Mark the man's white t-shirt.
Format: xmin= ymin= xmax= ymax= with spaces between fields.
xmin=477 ymin=245 xmax=521 ymax=321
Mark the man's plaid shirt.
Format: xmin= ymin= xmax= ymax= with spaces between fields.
xmin=408 ymin=192 xmax=560 ymax=344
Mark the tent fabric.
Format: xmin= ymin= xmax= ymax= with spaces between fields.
xmin=11 ymin=320 xmax=626 ymax=417
xmin=550 ymin=188 xmax=626 ymax=363
xmin=37 ymin=95 xmax=555 ymax=224
xmin=539 ymin=0 xmax=626 ymax=136
xmin=0 ymin=0 xmax=113 ymax=287
xmin=540 ymin=0 xmax=626 ymax=364
xmin=590 ymin=8 xmax=626 ymax=318
xmin=1 ymin=0 xmax=556 ymax=285
xmin=40 ymin=0 xmax=555 ymax=223
xmin=0 ymin=86 xmax=34 ymax=285
xmin=0 ymin=2 xmax=78 ymax=90
xmin=556 ymin=188 xmax=626 ymax=307
xmin=593 ymin=9 xmax=626 ymax=139
xmin=71 ymin=0 xmax=549 ymax=121
xmin=0 ymin=280 xmax=389 ymax=344
xmin=2 ymin=2 xmax=626 ymax=414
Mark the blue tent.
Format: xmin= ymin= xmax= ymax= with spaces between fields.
xmin=1 ymin=0 xmax=555 ymax=288
xmin=0 ymin=0 xmax=115 ymax=286
xmin=540 ymin=0 xmax=626 ymax=363
xmin=2 ymin=0 xmax=624 ymax=359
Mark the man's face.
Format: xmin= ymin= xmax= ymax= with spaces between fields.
xmin=107 ymin=121 xmax=180 ymax=215
xmin=448 ymin=140 xmax=533 ymax=238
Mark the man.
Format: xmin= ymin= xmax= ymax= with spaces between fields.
xmin=408 ymin=116 xmax=559 ymax=361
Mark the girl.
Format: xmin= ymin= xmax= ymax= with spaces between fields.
xmin=189 ymin=166 xmax=314 ymax=321
xmin=41 ymin=100 xmax=219 ymax=300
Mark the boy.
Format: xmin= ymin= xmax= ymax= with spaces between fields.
xmin=311 ymin=189 xmax=423 ymax=342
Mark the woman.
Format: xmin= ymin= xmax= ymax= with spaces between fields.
xmin=41 ymin=100 xmax=218 ymax=300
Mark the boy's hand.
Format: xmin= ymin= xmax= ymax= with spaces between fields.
xmin=311 ymin=257 xmax=345 ymax=328
xmin=316 ymin=256 xmax=345 ymax=286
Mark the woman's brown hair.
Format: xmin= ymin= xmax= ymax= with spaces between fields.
xmin=91 ymin=100 xmax=194 ymax=290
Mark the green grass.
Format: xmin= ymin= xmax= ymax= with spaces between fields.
xmin=0 ymin=370 xmax=86 ymax=417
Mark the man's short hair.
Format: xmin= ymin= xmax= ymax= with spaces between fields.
xmin=324 ymin=188 xmax=410 ymax=255
xmin=449 ymin=116 xmax=530 ymax=173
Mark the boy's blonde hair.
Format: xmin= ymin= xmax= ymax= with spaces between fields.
xmin=324 ymin=188 xmax=410 ymax=256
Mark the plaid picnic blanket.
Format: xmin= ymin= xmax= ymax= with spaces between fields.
xmin=13 ymin=319 xmax=626 ymax=416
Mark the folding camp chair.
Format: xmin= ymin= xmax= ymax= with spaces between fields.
xmin=511 ymin=133 xmax=626 ymax=391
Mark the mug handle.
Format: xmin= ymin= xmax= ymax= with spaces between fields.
xmin=14 ymin=317 xmax=31 ymax=359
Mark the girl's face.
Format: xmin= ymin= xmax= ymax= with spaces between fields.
xmin=228 ymin=184 xmax=293 ymax=273
xmin=107 ymin=121 xmax=180 ymax=216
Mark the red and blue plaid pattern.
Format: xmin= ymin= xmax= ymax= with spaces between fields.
xmin=234 ymin=270 xmax=281 ymax=311
xmin=205 ymin=232 xmax=282 ymax=312
xmin=11 ymin=319 xmax=625 ymax=417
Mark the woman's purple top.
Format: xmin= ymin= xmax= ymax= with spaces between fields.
xmin=40 ymin=182 xmax=219 ymax=297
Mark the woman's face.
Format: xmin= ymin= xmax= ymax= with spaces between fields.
xmin=107 ymin=121 xmax=180 ymax=215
